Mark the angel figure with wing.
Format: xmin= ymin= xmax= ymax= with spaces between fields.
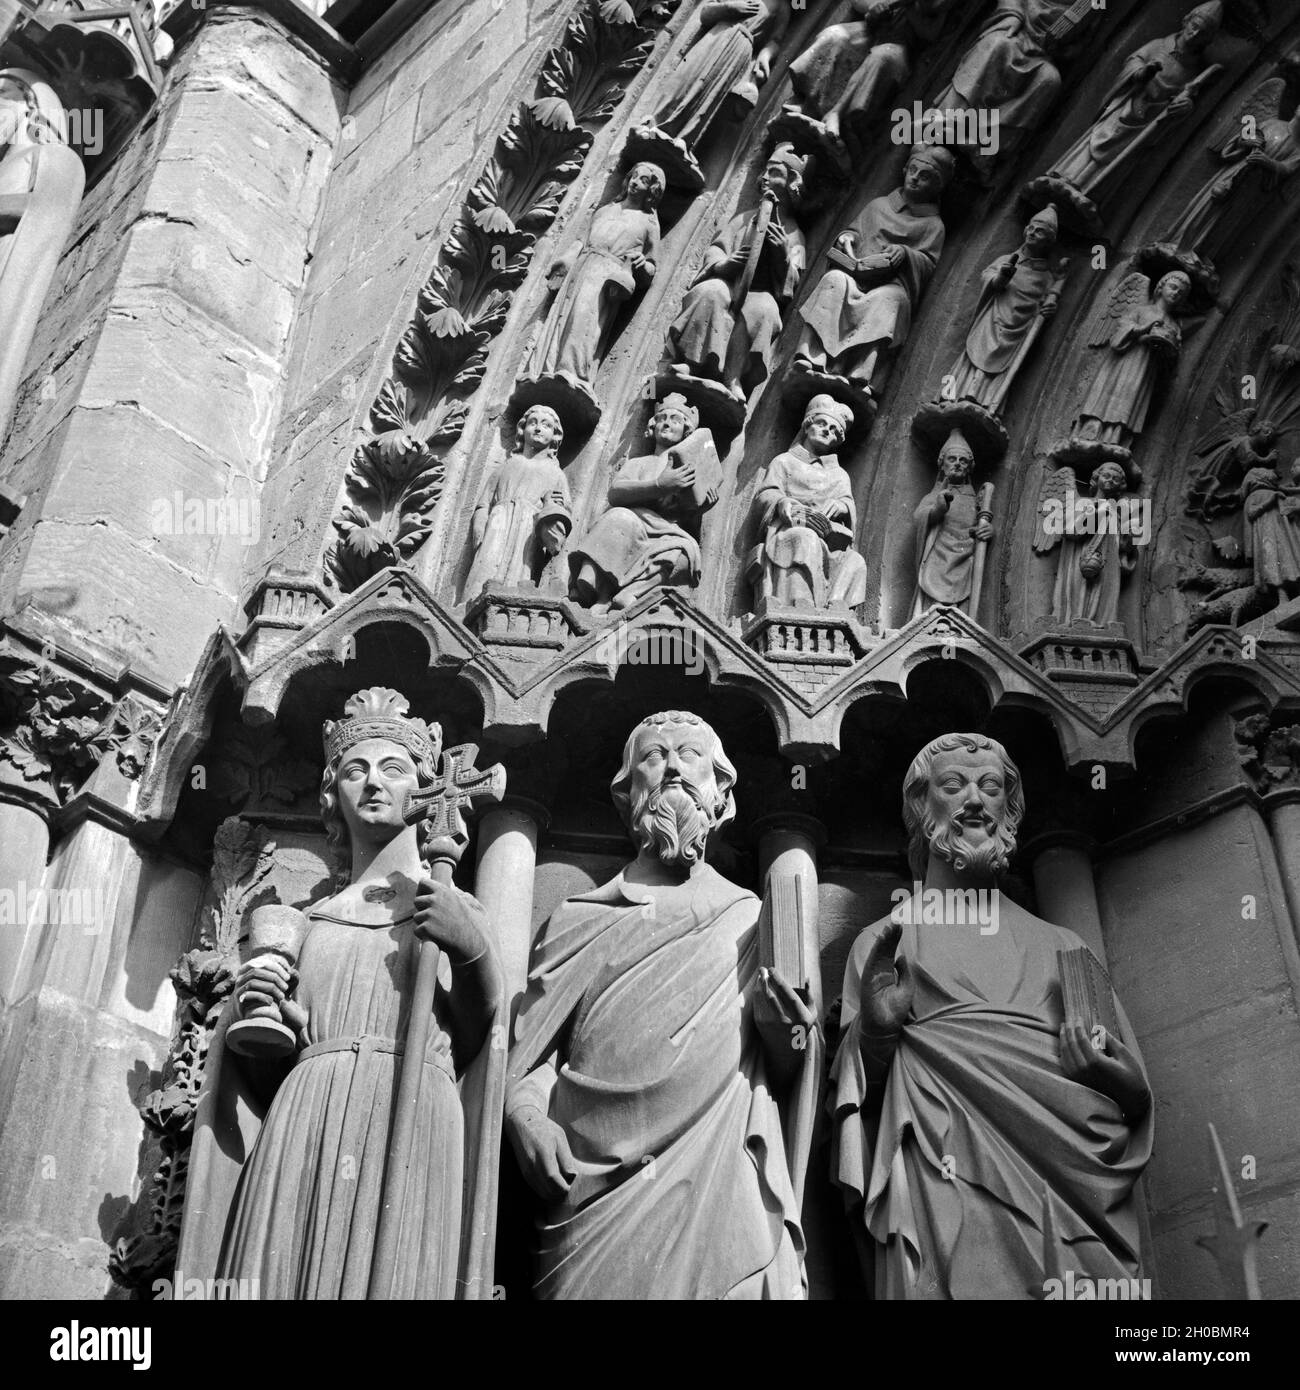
xmin=1066 ymin=269 xmax=1192 ymax=462
xmin=1035 ymin=461 xmax=1139 ymax=628
xmin=1161 ymin=64 xmax=1300 ymax=265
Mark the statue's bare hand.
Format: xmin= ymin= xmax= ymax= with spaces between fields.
xmin=805 ymin=510 xmax=833 ymax=539
xmin=234 ymin=953 xmax=294 ymax=1018
xmin=413 ymin=878 xmax=491 ymax=966
xmin=508 ymin=1105 xmax=577 ymax=1201
xmin=859 ymin=920 xmax=913 ymax=1037
xmin=1059 ymin=1022 xmax=1150 ymax=1119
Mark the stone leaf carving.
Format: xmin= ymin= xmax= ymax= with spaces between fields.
xmin=0 ymin=649 xmax=112 ymax=804
xmin=208 ymin=723 xmax=319 ymax=811
xmin=325 ymin=0 xmax=679 ymax=593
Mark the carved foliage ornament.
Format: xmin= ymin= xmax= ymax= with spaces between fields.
xmin=325 ymin=0 xmax=679 ymax=592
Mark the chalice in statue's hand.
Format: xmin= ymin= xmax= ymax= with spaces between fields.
xmin=227 ymin=904 xmax=308 ymax=1058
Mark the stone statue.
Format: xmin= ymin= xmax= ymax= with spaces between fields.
xmin=666 ymin=144 xmax=806 ymax=407
xmin=0 ymin=70 xmax=85 ymax=451
xmin=1161 ymin=72 xmax=1300 ymax=266
xmin=933 ymin=204 xmax=1067 ymax=416
xmin=569 ymin=395 xmax=719 ymax=612
xmin=748 ymin=394 xmax=867 ymax=610
xmin=176 ymin=689 xmax=505 ymax=1298
xmin=1036 ymin=461 xmax=1139 ymax=628
xmin=1026 ymin=3 xmax=1223 ymax=233
xmin=1242 ymin=461 xmax=1300 ymax=603
xmin=1065 ymin=269 xmax=1192 ymax=464
xmin=523 ymin=163 xmax=664 ymax=411
xmin=830 ymin=732 xmax=1153 ymax=1298
xmin=786 ymin=0 xmax=959 ymax=149
xmin=464 ymin=405 xmax=571 ymax=598
xmin=911 ymin=429 xmax=994 ymax=618
xmin=506 ymin=710 xmax=814 ymax=1298
xmin=627 ymin=0 xmax=790 ymax=187
xmin=1187 ymin=412 xmax=1281 ymax=521
xmin=931 ymin=0 xmax=1103 ymax=178
xmin=794 ymin=144 xmax=952 ymax=400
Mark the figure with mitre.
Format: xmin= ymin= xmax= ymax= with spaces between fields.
xmin=749 ymin=394 xmax=867 ymax=610
xmin=911 ymin=429 xmax=993 ymax=617
xmin=177 ymin=688 xmax=505 ymax=1298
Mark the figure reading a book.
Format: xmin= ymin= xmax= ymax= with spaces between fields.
xmin=506 ymin=711 xmax=813 ymax=1298
xmin=830 ymin=732 xmax=1153 ymax=1299
xmin=794 ymin=145 xmax=950 ymax=394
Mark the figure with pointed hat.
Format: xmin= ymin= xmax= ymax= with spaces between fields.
xmin=794 ymin=145 xmax=952 ymax=397
xmin=748 ymin=394 xmax=868 ymax=611
xmin=1026 ymin=3 xmax=1224 ymax=233
xmin=934 ymin=205 xmax=1069 ymax=418
xmin=667 ymin=145 xmax=807 ymax=408
xmin=176 ymin=689 xmax=505 ymax=1298
xmin=911 ymin=429 xmax=993 ymax=617
xmin=569 ymin=396 xmax=720 ymax=612
xmin=464 ymin=404 xmax=572 ymax=600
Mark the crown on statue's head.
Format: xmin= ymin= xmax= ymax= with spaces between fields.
xmin=323 ymin=687 xmax=442 ymax=768
xmin=656 ymin=393 xmax=699 ymax=430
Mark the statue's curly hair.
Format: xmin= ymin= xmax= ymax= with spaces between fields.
xmin=901 ymin=733 xmax=1024 ymax=880
xmin=610 ymin=710 xmax=737 ymax=832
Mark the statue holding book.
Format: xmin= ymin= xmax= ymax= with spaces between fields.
xmin=829 ymin=732 xmax=1153 ymax=1299
xmin=569 ymin=396 xmax=721 ymax=612
xmin=505 ymin=711 xmax=816 ymax=1298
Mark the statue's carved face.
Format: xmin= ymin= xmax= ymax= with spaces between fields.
xmin=519 ymin=407 xmax=562 ymax=455
xmin=1158 ymin=272 xmax=1191 ymax=308
xmin=923 ymin=747 xmax=1009 ymax=873
xmin=1092 ymin=463 xmax=1126 ymax=497
xmin=651 ymin=407 xmax=692 ymax=447
xmin=802 ymin=411 xmax=845 ymax=456
xmin=337 ymin=738 xmax=420 ymax=846
xmin=1181 ymin=10 xmax=1217 ymax=49
xmin=627 ymin=720 xmax=720 ymax=866
xmin=625 ymin=163 xmax=665 ymax=209
xmin=939 ymin=449 xmax=973 ymax=483
xmin=1024 ymin=217 xmax=1055 ymax=251
xmin=760 ymin=159 xmax=797 ymax=203
xmin=902 ymin=156 xmax=944 ymax=204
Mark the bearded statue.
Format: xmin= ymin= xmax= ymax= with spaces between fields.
xmin=504 ymin=710 xmax=815 ymax=1299
xmin=830 ymin=732 xmax=1154 ymax=1299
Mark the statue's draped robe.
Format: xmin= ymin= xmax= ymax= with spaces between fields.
xmin=749 ymin=447 xmax=867 ymax=607
xmin=528 ymin=202 xmax=658 ymax=386
xmin=1053 ymin=519 xmax=1133 ymax=626
xmin=570 ymin=453 xmax=701 ymax=596
xmin=509 ymin=869 xmax=805 ymax=1300
xmin=1166 ymin=117 xmax=1300 ymax=261
xmin=1243 ymin=468 xmax=1300 ymax=591
xmin=1050 ymin=35 xmax=1201 ymax=201
xmin=465 ymin=452 xmax=571 ymax=595
xmin=938 ymin=1 xmax=1083 ymax=141
xmin=1076 ymin=310 xmax=1179 ymax=446
xmin=651 ymin=2 xmax=786 ymax=147
xmin=669 ymin=205 xmax=804 ymax=391
xmin=831 ymin=905 xmax=1153 ymax=1300
xmin=178 ymin=910 xmax=505 ymax=1299
xmin=948 ymin=251 xmax=1054 ymax=411
xmin=798 ymin=190 xmax=944 ymax=380
xmin=913 ymin=482 xmax=978 ymax=611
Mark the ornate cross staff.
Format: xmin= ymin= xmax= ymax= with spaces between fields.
xmin=367 ymin=742 xmax=505 ymax=1299
xmin=1196 ymin=1122 xmax=1266 ymax=1300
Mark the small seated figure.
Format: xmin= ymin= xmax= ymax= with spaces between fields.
xmin=569 ymin=395 xmax=720 ymax=612
xmin=748 ymin=394 xmax=867 ymax=611
xmin=794 ymin=145 xmax=951 ymax=400
xmin=667 ymin=144 xmax=806 ymax=407
xmin=464 ymin=405 xmax=571 ymax=599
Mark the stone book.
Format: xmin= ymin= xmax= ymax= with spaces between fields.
xmin=1058 ymin=944 xmax=1120 ymax=1039
xmin=760 ymin=873 xmax=806 ymax=990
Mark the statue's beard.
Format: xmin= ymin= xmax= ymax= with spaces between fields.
xmin=923 ymin=811 xmax=1015 ymax=879
xmin=631 ymin=780 xmax=713 ymax=867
